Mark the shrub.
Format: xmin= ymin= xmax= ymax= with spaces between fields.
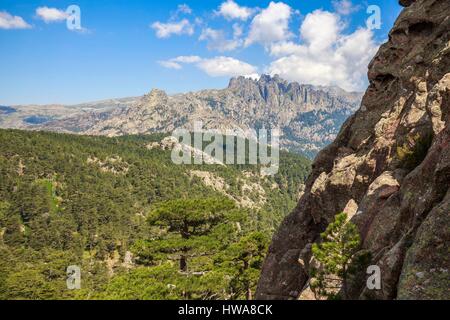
xmin=397 ymin=132 xmax=433 ymax=171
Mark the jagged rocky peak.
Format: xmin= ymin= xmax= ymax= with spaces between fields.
xmin=229 ymin=74 xmax=293 ymax=92
xmin=257 ymin=0 xmax=449 ymax=300
xmin=228 ymin=74 xmax=362 ymax=106
xmin=228 ymin=75 xmax=256 ymax=89
xmin=142 ymin=88 xmax=168 ymax=103
xmin=228 ymin=74 xmax=291 ymax=93
xmin=228 ymin=74 xmax=293 ymax=106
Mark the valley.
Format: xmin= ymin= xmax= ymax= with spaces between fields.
xmin=0 ymin=129 xmax=310 ymax=299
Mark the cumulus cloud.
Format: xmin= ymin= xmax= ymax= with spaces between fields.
xmin=300 ymin=10 xmax=343 ymax=53
xmin=159 ymin=55 xmax=257 ymax=78
xmin=332 ymin=0 xmax=361 ymax=16
xmin=269 ymin=41 xmax=306 ymax=57
xmin=36 ymin=7 xmax=68 ymax=23
xmin=155 ymin=3 xmax=376 ymax=92
xmin=217 ymin=0 xmax=254 ymax=21
xmin=0 ymin=11 xmax=31 ymax=29
xmin=268 ymin=10 xmax=378 ymax=92
xmin=151 ymin=19 xmax=194 ymax=38
xmin=245 ymin=2 xmax=292 ymax=47
xmin=197 ymin=56 xmax=257 ymax=77
xmin=199 ymin=27 xmax=241 ymax=52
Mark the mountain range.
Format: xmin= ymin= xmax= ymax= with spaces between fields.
xmin=0 ymin=75 xmax=362 ymax=158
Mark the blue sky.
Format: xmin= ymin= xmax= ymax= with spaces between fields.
xmin=0 ymin=0 xmax=402 ymax=105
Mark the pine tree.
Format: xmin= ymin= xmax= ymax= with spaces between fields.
xmin=146 ymin=197 xmax=238 ymax=272
xmin=310 ymin=213 xmax=361 ymax=300
xmin=216 ymin=232 xmax=269 ymax=300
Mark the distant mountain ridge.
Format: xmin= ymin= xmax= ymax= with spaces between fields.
xmin=0 ymin=75 xmax=363 ymax=157
xmin=0 ymin=97 xmax=139 ymax=132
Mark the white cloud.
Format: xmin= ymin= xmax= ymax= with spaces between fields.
xmin=269 ymin=41 xmax=306 ymax=57
xmin=335 ymin=28 xmax=378 ymax=88
xmin=300 ymin=10 xmax=343 ymax=53
xmin=172 ymin=55 xmax=202 ymax=63
xmin=232 ymin=23 xmax=243 ymax=38
xmin=199 ymin=27 xmax=241 ymax=52
xmin=160 ymin=55 xmax=257 ymax=78
xmin=217 ymin=0 xmax=254 ymax=21
xmin=151 ymin=19 xmax=194 ymax=38
xmin=36 ymin=7 xmax=68 ymax=23
xmin=332 ymin=0 xmax=361 ymax=16
xmin=197 ymin=56 xmax=257 ymax=77
xmin=177 ymin=4 xmax=192 ymax=15
xmin=200 ymin=28 xmax=224 ymax=42
xmin=158 ymin=60 xmax=183 ymax=70
xmin=268 ymin=10 xmax=379 ymax=92
xmin=245 ymin=2 xmax=292 ymax=47
xmin=158 ymin=55 xmax=202 ymax=69
xmin=0 ymin=11 xmax=31 ymax=29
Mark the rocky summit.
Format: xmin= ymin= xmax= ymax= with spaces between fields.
xmin=256 ymin=0 xmax=449 ymax=300
xmin=1 ymin=76 xmax=362 ymax=158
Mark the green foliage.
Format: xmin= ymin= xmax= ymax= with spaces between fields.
xmin=123 ymin=197 xmax=263 ymax=300
xmin=100 ymin=232 xmax=270 ymax=300
xmin=94 ymin=264 xmax=181 ymax=300
xmin=0 ymin=129 xmax=311 ymax=300
xmin=0 ymin=247 xmax=84 ymax=300
xmin=214 ymin=232 xmax=269 ymax=300
xmin=145 ymin=197 xmax=240 ymax=272
xmin=310 ymin=213 xmax=361 ymax=300
xmin=148 ymin=197 xmax=237 ymax=232
xmin=397 ymin=132 xmax=433 ymax=171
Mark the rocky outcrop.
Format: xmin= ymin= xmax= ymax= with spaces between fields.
xmin=256 ymin=0 xmax=449 ymax=300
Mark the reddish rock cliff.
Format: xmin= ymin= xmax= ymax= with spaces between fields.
xmin=256 ymin=0 xmax=449 ymax=300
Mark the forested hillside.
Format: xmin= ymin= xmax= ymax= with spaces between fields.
xmin=0 ymin=129 xmax=310 ymax=300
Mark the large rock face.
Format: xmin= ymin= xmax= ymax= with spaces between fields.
xmin=256 ymin=0 xmax=449 ymax=300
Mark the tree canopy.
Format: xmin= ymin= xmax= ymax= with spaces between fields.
xmin=0 ymin=129 xmax=311 ymax=300
xmin=310 ymin=213 xmax=363 ymax=300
